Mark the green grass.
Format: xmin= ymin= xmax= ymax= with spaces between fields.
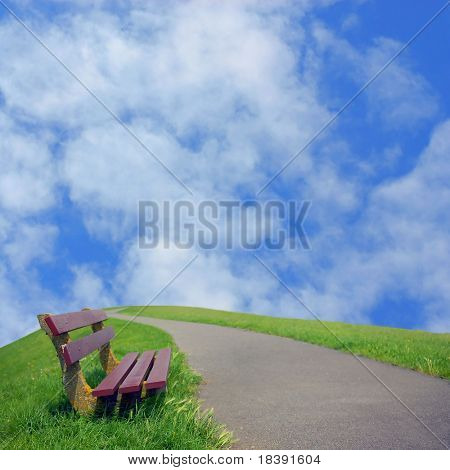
xmin=2 ymin=307 xmax=448 ymax=449
xmin=0 ymin=318 xmax=231 ymax=450
xmin=115 ymin=306 xmax=450 ymax=380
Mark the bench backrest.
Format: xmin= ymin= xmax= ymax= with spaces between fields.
xmin=44 ymin=309 xmax=115 ymax=367
xmin=45 ymin=309 xmax=108 ymax=335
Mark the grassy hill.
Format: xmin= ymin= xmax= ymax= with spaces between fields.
xmin=0 ymin=318 xmax=231 ymax=450
xmin=113 ymin=306 xmax=450 ymax=379
xmin=1 ymin=306 xmax=448 ymax=449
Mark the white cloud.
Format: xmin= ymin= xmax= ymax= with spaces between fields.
xmin=68 ymin=265 xmax=116 ymax=309
xmin=0 ymin=263 xmax=58 ymax=346
xmin=0 ymin=110 xmax=60 ymax=344
xmin=114 ymin=241 xmax=306 ymax=320
xmin=311 ymin=24 xmax=439 ymax=128
xmin=0 ymin=112 xmax=57 ymax=213
xmin=296 ymin=119 xmax=450 ymax=331
xmin=3 ymin=223 xmax=58 ymax=270
xmin=0 ymin=268 xmax=40 ymax=346
xmin=0 ymin=1 xmax=448 ymax=346
xmin=48 ymin=0 xmax=339 ymax=240
xmin=364 ymin=38 xmax=438 ymax=128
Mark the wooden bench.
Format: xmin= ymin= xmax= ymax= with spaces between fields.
xmin=37 ymin=308 xmax=171 ymax=414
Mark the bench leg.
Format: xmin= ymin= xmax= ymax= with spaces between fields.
xmin=95 ymin=391 xmax=119 ymax=416
xmin=63 ymin=362 xmax=98 ymax=413
xmin=118 ymin=391 xmax=142 ymax=416
xmin=144 ymin=385 xmax=167 ymax=398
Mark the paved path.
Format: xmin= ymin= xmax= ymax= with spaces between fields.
xmin=109 ymin=312 xmax=449 ymax=449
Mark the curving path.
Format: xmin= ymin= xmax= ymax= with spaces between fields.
xmin=109 ymin=312 xmax=449 ymax=449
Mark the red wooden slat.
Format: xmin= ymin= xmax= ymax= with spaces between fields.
xmin=92 ymin=352 xmax=139 ymax=397
xmin=119 ymin=350 xmax=155 ymax=394
xmin=145 ymin=348 xmax=171 ymax=390
xmin=45 ymin=309 xmax=108 ymax=335
xmin=62 ymin=327 xmax=115 ymax=366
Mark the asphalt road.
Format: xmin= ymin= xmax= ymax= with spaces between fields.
xmin=109 ymin=312 xmax=449 ymax=449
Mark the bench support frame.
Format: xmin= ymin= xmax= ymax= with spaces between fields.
xmin=37 ymin=308 xmax=120 ymax=414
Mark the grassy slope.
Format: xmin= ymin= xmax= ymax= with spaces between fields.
xmin=0 ymin=318 xmax=231 ymax=450
xmin=116 ymin=306 xmax=450 ymax=379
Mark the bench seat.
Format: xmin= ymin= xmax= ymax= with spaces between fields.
xmin=93 ymin=349 xmax=171 ymax=398
xmin=146 ymin=348 xmax=171 ymax=390
xmin=92 ymin=352 xmax=139 ymax=397
xmin=119 ymin=350 xmax=155 ymax=394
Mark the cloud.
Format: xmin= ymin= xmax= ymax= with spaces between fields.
xmin=0 ymin=258 xmax=58 ymax=345
xmin=0 ymin=111 xmax=57 ymax=213
xmin=0 ymin=110 xmax=60 ymax=344
xmin=364 ymin=38 xmax=439 ymax=128
xmin=1 ymin=0 xmax=334 ymax=345
xmin=50 ymin=0 xmax=337 ymax=236
xmin=3 ymin=223 xmax=58 ymax=270
xmin=68 ymin=265 xmax=116 ymax=309
xmin=0 ymin=1 xmax=448 ymax=345
xmin=0 ymin=268 xmax=40 ymax=346
xmin=311 ymin=24 xmax=439 ymax=129
xmin=114 ymin=241 xmax=307 ymax=320
xmin=296 ymin=119 xmax=450 ymax=330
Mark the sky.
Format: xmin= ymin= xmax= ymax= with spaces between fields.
xmin=0 ymin=0 xmax=449 ymax=346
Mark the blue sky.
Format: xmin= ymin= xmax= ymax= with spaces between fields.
xmin=1 ymin=0 xmax=449 ymax=345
